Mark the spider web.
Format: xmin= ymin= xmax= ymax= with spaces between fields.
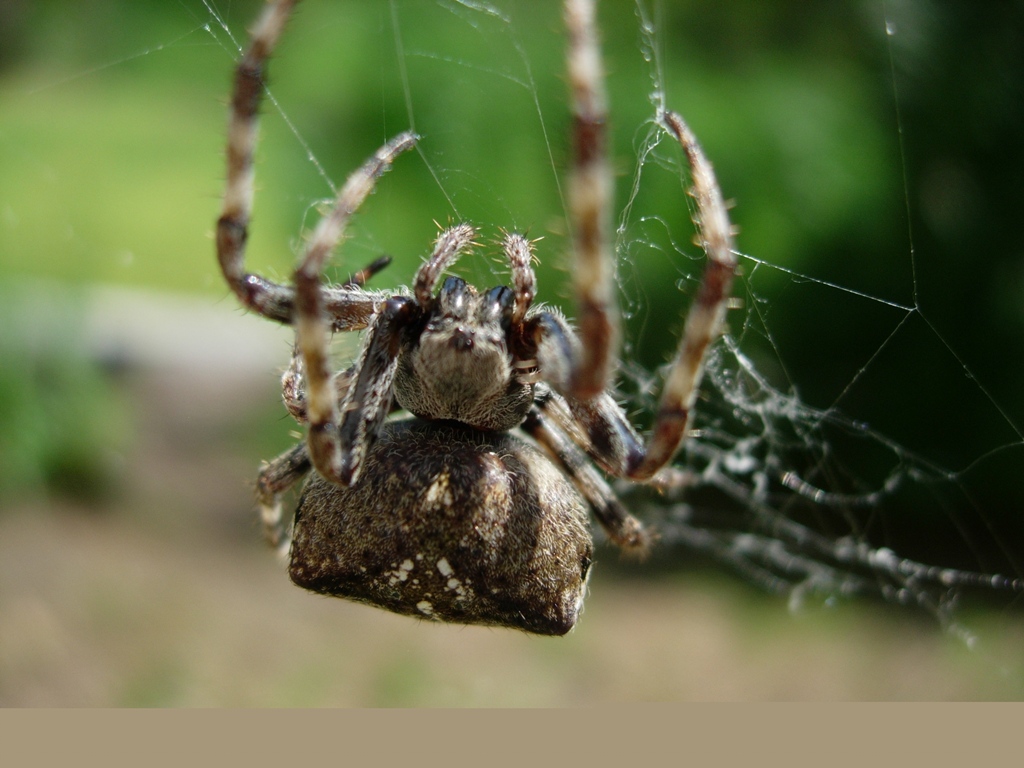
xmin=182 ymin=0 xmax=1024 ymax=644
xmin=603 ymin=1 xmax=1024 ymax=643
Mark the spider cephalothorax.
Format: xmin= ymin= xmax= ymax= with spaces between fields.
xmin=393 ymin=240 xmax=536 ymax=432
xmin=217 ymin=0 xmax=737 ymax=635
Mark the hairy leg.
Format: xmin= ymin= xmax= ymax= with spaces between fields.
xmin=564 ymin=0 xmax=618 ymax=399
xmin=256 ymin=440 xmax=311 ymax=557
xmin=522 ymin=399 xmax=649 ymax=553
xmin=531 ymin=110 xmax=737 ymax=482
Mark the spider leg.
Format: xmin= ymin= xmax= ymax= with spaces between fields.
xmin=502 ymin=232 xmax=537 ymax=326
xmin=343 ymin=255 xmax=393 ymax=288
xmin=295 ymin=133 xmax=418 ymax=282
xmin=281 ymin=345 xmax=358 ymax=425
xmin=557 ymin=0 xmax=736 ymax=481
xmin=289 ymin=128 xmax=418 ymax=486
xmin=529 ymin=381 xmax=636 ymax=475
xmin=298 ymin=292 xmax=414 ymax=487
xmin=281 ymin=345 xmax=306 ymax=422
xmin=281 ymin=342 xmax=403 ymax=427
xmin=633 ymin=110 xmax=737 ymax=478
xmin=531 ymin=111 xmax=736 ymax=482
xmin=216 ymin=0 xmax=299 ymax=325
xmin=282 ymin=254 xmax=393 ymax=422
xmin=217 ymin=0 xmax=409 ymax=330
xmin=413 ymin=224 xmax=477 ymax=307
xmin=522 ymin=402 xmax=649 ymax=553
xmin=564 ymin=0 xmax=617 ymax=399
xmin=317 ymin=256 xmax=397 ymax=331
xmin=256 ymin=440 xmax=311 ymax=558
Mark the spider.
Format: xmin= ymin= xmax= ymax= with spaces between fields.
xmin=216 ymin=0 xmax=737 ymax=636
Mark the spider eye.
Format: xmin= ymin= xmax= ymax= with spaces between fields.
xmin=482 ymin=286 xmax=514 ymax=330
xmin=438 ymin=276 xmax=469 ymax=315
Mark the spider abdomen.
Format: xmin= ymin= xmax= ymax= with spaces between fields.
xmin=289 ymin=418 xmax=594 ymax=635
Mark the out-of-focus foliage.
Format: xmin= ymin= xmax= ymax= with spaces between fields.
xmin=0 ymin=292 xmax=130 ymax=502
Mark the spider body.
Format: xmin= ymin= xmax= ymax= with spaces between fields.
xmin=291 ymin=419 xmax=592 ymax=635
xmin=219 ymin=0 xmax=737 ymax=634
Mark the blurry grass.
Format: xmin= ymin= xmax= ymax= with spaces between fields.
xmin=0 ymin=288 xmax=131 ymax=502
xmin=3 ymin=500 xmax=1021 ymax=705
xmin=0 ymin=75 xmax=233 ymax=293
xmin=0 ymin=347 xmax=129 ymax=500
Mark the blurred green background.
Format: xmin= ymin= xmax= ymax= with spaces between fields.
xmin=1 ymin=0 xmax=1022 ymax=704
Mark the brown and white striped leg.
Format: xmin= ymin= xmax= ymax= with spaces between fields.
xmin=291 ymin=132 xmax=417 ymax=487
xmin=564 ymin=0 xmax=618 ymax=399
xmin=281 ymin=345 xmax=307 ymax=422
xmin=532 ymin=111 xmax=737 ymax=482
xmin=256 ymin=440 xmax=311 ymax=557
xmin=282 ymin=254 xmax=393 ymax=423
xmin=522 ymin=405 xmax=650 ymax=553
xmin=216 ymin=0 xmax=399 ymax=331
xmin=294 ymin=132 xmax=418 ymax=286
xmin=216 ymin=0 xmax=300 ymax=325
xmin=299 ymin=296 xmax=413 ymax=487
xmin=281 ymin=346 xmax=359 ymax=425
xmin=292 ymin=130 xmax=416 ymax=403
xmin=632 ymin=110 xmax=737 ymax=478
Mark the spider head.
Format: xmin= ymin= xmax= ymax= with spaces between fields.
xmin=429 ymin=276 xmax=511 ymax=355
xmin=395 ymin=276 xmax=534 ymax=431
